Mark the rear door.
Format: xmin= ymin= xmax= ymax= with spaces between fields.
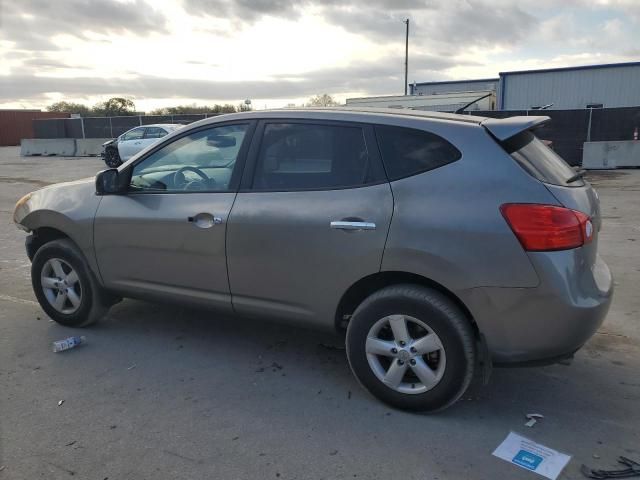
xmin=226 ymin=120 xmax=393 ymax=329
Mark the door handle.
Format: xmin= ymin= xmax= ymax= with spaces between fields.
xmin=134 ymin=141 xmax=141 ymax=144
xmin=188 ymin=213 xmax=222 ymax=228
xmin=330 ymin=221 xmax=376 ymax=231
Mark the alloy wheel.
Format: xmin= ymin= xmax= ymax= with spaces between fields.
xmin=365 ymin=314 xmax=446 ymax=394
xmin=41 ymin=258 xmax=82 ymax=314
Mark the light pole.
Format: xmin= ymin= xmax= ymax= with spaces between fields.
xmin=404 ymin=18 xmax=409 ymax=95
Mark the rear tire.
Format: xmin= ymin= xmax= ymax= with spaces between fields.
xmin=31 ymin=239 xmax=109 ymax=327
xmin=346 ymin=284 xmax=476 ymax=412
xmin=104 ymin=147 xmax=121 ymax=167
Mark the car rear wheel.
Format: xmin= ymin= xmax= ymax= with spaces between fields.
xmin=104 ymin=147 xmax=121 ymax=167
xmin=32 ymin=239 xmax=109 ymax=327
xmin=346 ymin=284 xmax=476 ymax=412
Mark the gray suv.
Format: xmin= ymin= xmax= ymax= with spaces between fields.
xmin=13 ymin=108 xmax=613 ymax=411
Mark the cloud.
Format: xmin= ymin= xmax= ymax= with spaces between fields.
xmin=0 ymin=50 xmax=473 ymax=105
xmin=0 ymin=0 xmax=168 ymax=51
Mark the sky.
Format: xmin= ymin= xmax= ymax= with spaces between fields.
xmin=0 ymin=0 xmax=639 ymax=112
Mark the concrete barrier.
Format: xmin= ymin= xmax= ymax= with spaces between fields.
xmin=21 ymin=138 xmax=76 ymax=156
xmin=582 ymin=141 xmax=640 ymax=169
xmin=75 ymin=138 xmax=109 ymax=156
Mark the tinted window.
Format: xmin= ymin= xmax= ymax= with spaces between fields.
xmin=506 ymin=131 xmax=583 ymax=187
xmin=252 ymin=123 xmax=375 ymax=190
xmin=121 ymin=128 xmax=145 ymax=141
xmin=375 ymin=126 xmax=461 ymax=180
xmin=145 ymin=127 xmax=168 ymax=139
xmin=130 ymin=124 xmax=248 ymax=192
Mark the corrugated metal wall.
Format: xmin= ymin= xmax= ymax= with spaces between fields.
xmin=0 ymin=110 xmax=71 ymax=146
xmin=412 ymin=79 xmax=498 ymax=95
xmin=500 ymin=64 xmax=640 ymax=110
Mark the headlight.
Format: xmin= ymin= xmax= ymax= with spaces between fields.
xmin=13 ymin=192 xmax=32 ymax=230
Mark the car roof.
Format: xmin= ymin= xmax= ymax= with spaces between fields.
xmin=199 ymin=107 xmax=487 ymax=126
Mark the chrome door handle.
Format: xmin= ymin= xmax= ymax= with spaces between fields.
xmin=188 ymin=213 xmax=222 ymax=228
xmin=330 ymin=221 xmax=376 ymax=231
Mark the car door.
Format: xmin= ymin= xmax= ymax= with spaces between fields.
xmin=117 ymin=127 xmax=146 ymax=161
xmin=226 ymin=120 xmax=393 ymax=329
xmin=94 ymin=122 xmax=255 ymax=312
xmin=142 ymin=126 xmax=170 ymax=151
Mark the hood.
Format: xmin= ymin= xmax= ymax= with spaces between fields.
xmin=102 ymin=138 xmax=117 ymax=147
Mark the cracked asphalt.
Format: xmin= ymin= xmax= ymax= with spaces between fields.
xmin=0 ymin=147 xmax=638 ymax=479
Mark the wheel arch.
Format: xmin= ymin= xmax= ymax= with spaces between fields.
xmin=335 ymin=271 xmax=478 ymax=335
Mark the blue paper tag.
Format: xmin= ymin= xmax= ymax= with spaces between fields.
xmin=512 ymin=450 xmax=543 ymax=471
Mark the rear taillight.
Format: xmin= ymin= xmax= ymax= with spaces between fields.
xmin=500 ymin=203 xmax=593 ymax=251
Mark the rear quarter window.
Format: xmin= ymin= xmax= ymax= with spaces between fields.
xmin=504 ymin=131 xmax=584 ymax=187
xmin=374 ymin=125 xmax=461 ymax=181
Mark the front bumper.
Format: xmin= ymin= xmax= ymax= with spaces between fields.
xmin=460 ymin=252 xmax=613 ymax=364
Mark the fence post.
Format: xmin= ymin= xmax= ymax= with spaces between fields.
xmin=139 ymin=115 xmax=143 ymax=126
xmin=586 ymin=108 xmax=593 ymax=142
xmin=109 ymin=117 xmax=113 ymax=138
xmin=80 ymin=117 xmax=86 ymax=139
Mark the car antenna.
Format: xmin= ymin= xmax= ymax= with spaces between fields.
xmin=454 ymin=92 xmax=493 ymax=114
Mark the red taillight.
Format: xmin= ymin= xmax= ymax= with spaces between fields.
xmin=500 ymin=203 xmax=593 ymax=251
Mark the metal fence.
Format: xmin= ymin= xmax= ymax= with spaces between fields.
xmin=32 ymin=107 xmax=640 ymax=166
xmin=33 ymin=113 xmax=221 ymax=140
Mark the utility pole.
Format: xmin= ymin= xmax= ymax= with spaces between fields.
xmin=404 ymin=18 xmax=409 ymax=95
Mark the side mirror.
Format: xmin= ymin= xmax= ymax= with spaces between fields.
xmin=96 ymin=168 xmax=127 ymax=195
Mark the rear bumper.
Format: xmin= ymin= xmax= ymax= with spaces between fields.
xmin=460 ymin=252 xmax=613 ymax=364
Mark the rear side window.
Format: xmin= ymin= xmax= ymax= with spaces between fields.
xmin=375 ymin=125 xmax=461 ymax=181
xmin=505 ymin=131 xmax=583 ymax=187
xmin=252 ymin=123 xmax=380 ymax=191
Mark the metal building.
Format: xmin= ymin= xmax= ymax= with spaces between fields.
xmin=345 ymin=90 xmax=495 ymax=112
xmin=498 ymin=62 xmax=640 ymax=110
xmin=410 ymin=78 xmax=499 ymax=96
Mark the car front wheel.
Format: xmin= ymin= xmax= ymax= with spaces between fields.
xmin=32 ymin=239 xmax=109 ymax=327
xmin=346 ymin=284 xmax=476 ymax=412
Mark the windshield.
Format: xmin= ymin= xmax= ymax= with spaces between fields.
xmin=505 ymin=131 xmax=584 ymax=187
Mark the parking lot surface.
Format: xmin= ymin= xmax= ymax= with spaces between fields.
xmin=1 ymin=146 xmax=638 ymax=479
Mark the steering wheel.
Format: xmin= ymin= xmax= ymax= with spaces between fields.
xmin=173 ymin=166 xmax=212 ymax=190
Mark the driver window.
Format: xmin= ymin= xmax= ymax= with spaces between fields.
xmin=129 ymin=124 xmax=248 ymax=192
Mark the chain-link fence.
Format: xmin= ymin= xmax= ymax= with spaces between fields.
xmin=33 ymin=113 xmax=221 ymax=141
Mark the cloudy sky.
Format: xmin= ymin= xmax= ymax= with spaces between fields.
xmin=1 ymin=0 xmax=639 ymax=111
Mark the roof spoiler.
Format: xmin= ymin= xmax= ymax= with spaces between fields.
xmin=481 ymin=116 xmax=550 ymax=141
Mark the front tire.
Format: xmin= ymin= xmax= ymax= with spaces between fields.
xmin=346 ymin=285 xmax=476 ymax=412
xmin=32 ymin=239 xmax=109 ymax=327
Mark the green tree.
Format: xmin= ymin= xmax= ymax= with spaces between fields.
xmin=306 ymin=94 xmax=340 ymax=107
xmin=46 ymin=101 xmax=92 ymax=116
xmin=93 ymin=97 xmax=136 ymax=116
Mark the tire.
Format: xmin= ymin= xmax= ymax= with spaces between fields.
xmin=104 ymin=147 xmax=121 ymax=167
xmin=346 ymin=284 xmax=476 ymax=412
xmin=31 ymin=239 xmax=109 ymax=327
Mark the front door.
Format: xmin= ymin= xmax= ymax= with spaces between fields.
xmin=117 ymin=126 xmax=146 ymax=161
xmin=227 ymin=120 xmax=393 ymax=328
xmin=94 ymin=122 xmax=254 ymax=311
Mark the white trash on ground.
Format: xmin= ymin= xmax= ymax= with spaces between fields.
xmin=52 ymin=336 xmax=86 ymax=353
xmin=493 ymin=431 xmax=571 ymax=480
xmin=525 ymin=413 xmax=545 ymax=427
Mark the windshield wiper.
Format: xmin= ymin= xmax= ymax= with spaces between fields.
xmin=566 ymin=169 xmax=586 ymax=184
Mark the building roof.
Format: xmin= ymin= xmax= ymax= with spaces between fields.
xmin=412 ymin=78 xmax=499 ymax=87
xmin=499 ymin=61 xmax=640 ymax=76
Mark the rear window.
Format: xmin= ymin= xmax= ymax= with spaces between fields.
xmin=375 ymin=125 xmax=461 ymax=181
xmin=505 ymin=131 xmax=584 ymax=187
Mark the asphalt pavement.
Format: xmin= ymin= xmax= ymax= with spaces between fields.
xmin=0 ymin=146 xmax=638 ymax=479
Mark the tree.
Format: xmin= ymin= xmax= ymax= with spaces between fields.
xmin=46 ymin=101 xmax=92 ymax=116
xmin=149 ymin=103 xmax=245 ymax=115
xmin=306 ymin=94 xmax=340 ymax=107
xmin=93 ymin=97 xmax=136 ymax=116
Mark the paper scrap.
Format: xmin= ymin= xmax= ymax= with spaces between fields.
xmin=493 ymin=432 xmax=571 ymax=480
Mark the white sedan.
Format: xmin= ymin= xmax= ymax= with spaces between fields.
xmin=102 ymin=124 xmax=182 ymax=167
